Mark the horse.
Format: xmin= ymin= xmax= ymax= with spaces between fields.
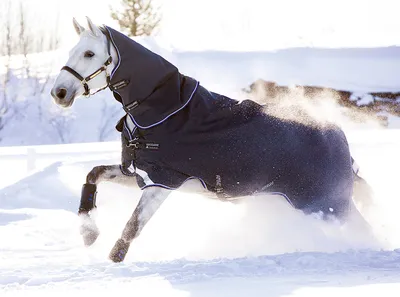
xmin=50 ymin=17 xmax=374 ymax=263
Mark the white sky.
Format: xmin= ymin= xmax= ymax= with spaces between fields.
xmin=16 ymin=0 xmax=400 ymax=50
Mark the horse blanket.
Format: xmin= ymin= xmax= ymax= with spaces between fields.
xmin=104 ymin=26 xmax=354 ymax=219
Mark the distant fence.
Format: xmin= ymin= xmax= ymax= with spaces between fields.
xmin=0 ymin=141 xmax=121 ymax=173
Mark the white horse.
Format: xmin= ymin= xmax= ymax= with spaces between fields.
xmin=51 ymin=17 xmax=375 ymax=263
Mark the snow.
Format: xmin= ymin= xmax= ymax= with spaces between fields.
xmin=177 ymin=47 xmax=400 ymax=95
xmin=1 ymin=23 xmax=400 ymax=297
xmin=1 ymin=128 xmax=400 ymax=295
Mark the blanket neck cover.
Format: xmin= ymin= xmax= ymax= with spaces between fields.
xmin=106 ymin=26 xmax=199 ymax=128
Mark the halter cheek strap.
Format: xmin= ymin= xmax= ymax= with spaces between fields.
xmin=61 ymin=56 xmax=113 ymax=97
xmin=61 ymin=27 xmax=114 ymax=97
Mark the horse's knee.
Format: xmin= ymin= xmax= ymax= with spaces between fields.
xmin=86 ymin=165 xmax=108 ymax=184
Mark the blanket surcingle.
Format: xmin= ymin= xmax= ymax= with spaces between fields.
xmin=105 ymin=26 xmax=354 ymax=219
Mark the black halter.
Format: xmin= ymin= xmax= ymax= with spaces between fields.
xmin=61 ymin=29 xmax=113 ymax=97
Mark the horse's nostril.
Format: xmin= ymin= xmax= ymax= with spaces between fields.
xmin=56 ymin=88 xmax=67 ymax=99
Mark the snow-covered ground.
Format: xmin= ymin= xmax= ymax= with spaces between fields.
xmin=1 ymin=127 xmax=400 ymax=296
xmin=1 ymin=21 xmax=400 ymax=296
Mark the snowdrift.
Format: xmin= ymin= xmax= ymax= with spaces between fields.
xmin=1 ymin=134 xmax=400 ymax=295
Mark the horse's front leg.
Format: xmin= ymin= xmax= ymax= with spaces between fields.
xmin=109 ymin=186 xmax=171 ymax=262
xmin=79 ymin=164 xmax=137 ymax=246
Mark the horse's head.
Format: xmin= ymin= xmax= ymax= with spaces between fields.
xmin=51 ymin=17 xmax=115 ymax=108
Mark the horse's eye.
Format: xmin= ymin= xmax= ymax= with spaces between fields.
xmin=84 ymin=51 xmax=95 ymax=58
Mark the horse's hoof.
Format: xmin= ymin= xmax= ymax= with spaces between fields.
xmin=109 ymin=238 xmax=131 ymax=263
xmin=80 ymin=224 xmax=100 ymax=246
xmin=79 ymin=215 xmax=100 ymax=246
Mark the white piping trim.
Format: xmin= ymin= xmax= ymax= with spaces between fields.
xmin=272 ymin=192 xmax=294 ymax=207
xmin=140 ymin=176 xmax=208 ymax=191
xmin=105 ymin=27 xmax=122 ymax=79
xmin=255 ymin=191 xmax=295 ymax=208
xmin=127 ymin=81 xmax=199 ymax=130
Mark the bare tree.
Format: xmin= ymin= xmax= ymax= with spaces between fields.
xmin=19 ymin=1 xmax=31 ymax=79
xmin=49 ymin=112 xmax=73 ymax=144
xmin=0 ymin=0 xmax=16 ymax=137
xmin=110 ymin=0 xmax=162 ymax=36
xmin=0 ymin=0 xmax=65 ymax=143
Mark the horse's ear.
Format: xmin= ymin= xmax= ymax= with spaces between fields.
xmin=73 ymin=17 xmax=85 ymax=35
xmin=86 ymin=16 xmax=102 ymax=37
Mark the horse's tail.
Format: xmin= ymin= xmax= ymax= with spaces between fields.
xmin=351 ymin=157 xmax=375 ymax=212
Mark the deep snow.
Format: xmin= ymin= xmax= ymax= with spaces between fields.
xmin=1 ymin=127 xmax=400 ymax=296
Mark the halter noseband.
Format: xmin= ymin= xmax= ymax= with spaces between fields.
xmin=61 ymin=29 xmax=113 ymax=97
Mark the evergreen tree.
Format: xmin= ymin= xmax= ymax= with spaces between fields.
xmin=110 ymin=0 xmax=161 ymax=37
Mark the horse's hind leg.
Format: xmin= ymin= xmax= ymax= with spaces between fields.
xmin=79 ymin=164 xmax=138 ymax=246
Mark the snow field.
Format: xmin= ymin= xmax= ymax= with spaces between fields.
xmin=1 ymin=127 xmax=400 ymax=296
xmin=1 ymin=32 xmax=400 ymax=296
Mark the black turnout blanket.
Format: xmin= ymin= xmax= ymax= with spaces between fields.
xmin=105 ymin=26 xmax=354 ymax=219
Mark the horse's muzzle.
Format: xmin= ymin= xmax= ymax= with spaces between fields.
xmin=51 ymin=86 xmax=75 ymax=108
